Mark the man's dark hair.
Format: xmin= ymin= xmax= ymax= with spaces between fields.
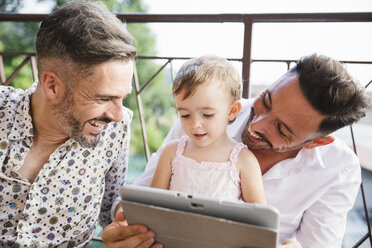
xmin=35 ymin=0 xmax=136 ymax=79
xmin=291 ymin=54 xmax=369 ymax=135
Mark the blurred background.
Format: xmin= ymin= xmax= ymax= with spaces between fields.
xmin=1 ymin=0 xmax=371 ymax=247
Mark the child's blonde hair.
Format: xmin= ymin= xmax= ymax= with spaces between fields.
xmin=173 ymin=55 xmax=242 ymax=100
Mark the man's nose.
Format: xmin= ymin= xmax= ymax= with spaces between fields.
xmin=250 ymin=113 xmax=271 ymax=133
xmin=106 ymin=101 xmax=123 ymax=123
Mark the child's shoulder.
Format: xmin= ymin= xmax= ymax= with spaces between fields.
xmin=164 ymin=135 xmax=190 ymax=152
xmin=162 ymin=139 xmax=182 ymax=155
xmin=236 ymin=145 xmax=258 ymax=164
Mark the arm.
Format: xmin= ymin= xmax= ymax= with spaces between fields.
xmin=238 ymin=149 xmax=301 ymax=247
xmin=134 ymin=120 xmax=185 ymax=186
xmin=102 ymin=209 xmax=163 ymax=248
xmin=100 ymin=111 xmax=132 ymax=228
xmin=295 ymin=162 xmax=360 ymax=248
xmin=150 ymin=141 xmax=178 ymax=189
xmin=102 ymin=111 xmax=163 ymax=248
xmin=237 ymin=149 xmax=267 ymax=205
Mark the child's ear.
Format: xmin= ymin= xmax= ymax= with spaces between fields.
xmin=228 ymin=100 xmax=242 ymax=122
xmin=304 ymin=135 xmax=335 ymax=149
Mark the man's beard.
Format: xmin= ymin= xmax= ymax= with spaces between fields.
xmin=241 ymin=107 xmax=270 ymax=150
xmin=241 ymin=107 xmax=307 ymax=153
xmin=52 ymin=90 xmax=100 ymax=148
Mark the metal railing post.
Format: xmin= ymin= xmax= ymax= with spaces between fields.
xmin=0 ymin=55 xmax=5 ymax=85
xmin=4 ymin=56 xmax=30 ymax=86
xmin=30 ymin=56 xmax=38 ymax=82
xmin=132 ymin=61 xmax=151 ymax=161
xmin=242 ymin=18 xmax=253 ymax=98
xmin=350 ymin=125 xmax=372 ymax=247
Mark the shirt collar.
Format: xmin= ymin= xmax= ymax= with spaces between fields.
xmin=8 ymin=81 xmax=37 ymax=140
xmin=263 ymin=145 xmax=326 ymax=180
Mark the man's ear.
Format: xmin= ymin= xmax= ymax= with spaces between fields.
xmin=40 ymin=71 xmax=66 ymax=102
xmin=304 ymin=135 xmax=335 ymax=149
xmin=228 ymin=100 xmax=242 ymax=122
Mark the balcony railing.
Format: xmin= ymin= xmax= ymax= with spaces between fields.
xmin=1 ymin=12 xmax=371 ymax=247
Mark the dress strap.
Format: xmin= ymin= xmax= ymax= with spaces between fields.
xmin=229 ymin=142 xmax=248 ymax=165
xmin=228 ymin=142 xmax=248 ymax=186
xmin=177 ymin=135 xmax=188 ymax=154
xmin=171 ymin=135 xmax=188 ymax=173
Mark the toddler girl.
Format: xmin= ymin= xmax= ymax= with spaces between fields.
xmin=151 ymin=55 xmax=266 ymax=204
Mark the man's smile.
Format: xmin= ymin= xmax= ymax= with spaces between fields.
xmin=86 ymin=118 xmax=111 ymax=135
xmin=245 ymin=107 xmax=273 ymax=148
xmin=248 ymin=125 xmax=261 ymax=139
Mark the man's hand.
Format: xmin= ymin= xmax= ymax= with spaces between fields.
xmin=102 ymin=207 xmax=163 ymax=248
xmin=279 ymin=239 xmax=302 ymax=248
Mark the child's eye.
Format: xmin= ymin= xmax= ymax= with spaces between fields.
xmin=180 ymin=114 xmax=190 ymax=119
xmin=203 ymin=114 xmax=214 ymax=118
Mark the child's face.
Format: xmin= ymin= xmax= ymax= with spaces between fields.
xmin=174 ymin=79 xmax=238 ymax=147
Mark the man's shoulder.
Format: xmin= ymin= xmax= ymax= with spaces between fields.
xmin=0 ymin=86 xmax=26 ymax=127
xmin=320 ymin=137 xmax=356 ymax=157
xmin=0 ymin=85 xmax=24 ymax=108
xmin=317 ymin=137 xmax=359 ymax=170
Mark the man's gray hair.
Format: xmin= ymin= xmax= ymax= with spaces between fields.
xmin=35 ymin=0 xmax=136 ymax=79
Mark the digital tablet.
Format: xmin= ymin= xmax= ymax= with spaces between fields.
xmin=120 ymin=184 xmax=279 ymax=230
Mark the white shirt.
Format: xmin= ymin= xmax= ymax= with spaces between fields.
xmin=134 ymin=98 xmax=361 ymax=248
xmin=0 ymin=84 xmax=132 ymax=247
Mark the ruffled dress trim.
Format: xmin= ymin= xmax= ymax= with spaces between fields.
xmin=171 ymin=135 xmax=247 ymax=187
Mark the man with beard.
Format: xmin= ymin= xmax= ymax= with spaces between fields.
xmin=103 ymin=54 xmax=369 ymax=248
xmin=0 ymin=1 xmax=153 ymax=247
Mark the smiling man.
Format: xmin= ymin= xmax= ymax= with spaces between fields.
xmin=130 ymin=54 xmax=370 ymax=248
xmin=0 ymin=1 xmax=138 ymax=247
xmin=242 ymin=73 xmax=325 ymax=153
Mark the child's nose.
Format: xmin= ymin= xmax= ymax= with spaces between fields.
xmin=191 ymin=117 xmax=202 ymax=129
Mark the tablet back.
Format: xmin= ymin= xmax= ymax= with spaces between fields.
xmin=123 ymin=200 xmax=278 ymax=248
xmin=120 ymin=185 xmax=279 ymax=230
xmin=120 ymin=185 xmax=279 ymax=248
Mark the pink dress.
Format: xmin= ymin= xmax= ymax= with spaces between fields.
xmin=169 ymin=135 xmax=247 ymax=201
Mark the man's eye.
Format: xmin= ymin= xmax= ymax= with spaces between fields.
xmin=203 ymin=114 xmax=214 ymax=118
xmin=277 ymin=123 xmax=289 ymax=141
xmin=262 ymin=93 xmax=270 ymax=111
xmin=100 ymin=98 xmax=110 ymax=102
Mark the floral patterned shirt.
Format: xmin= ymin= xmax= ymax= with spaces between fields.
xmin=0 ymin=83 xmax=132 ymax=248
